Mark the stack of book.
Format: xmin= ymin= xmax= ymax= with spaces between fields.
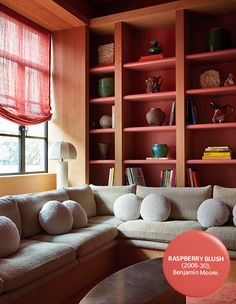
xmin=139 ymin=53 xmax=163 ymax=62
xmin=160 ymin=169 xmax=176 ymax=187
xmin=125 ymin=167 xmax=146 ymax=186
xmin=108 ymin=167 xmax=115 ymax=186
xmin=202 ymin=146 xmax=232 ymax=160
xmin=186 ymin=168 xmax=202 ymax=187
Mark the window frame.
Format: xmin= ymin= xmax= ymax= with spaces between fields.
xmin=0 ymin=122 xmax=48 ymax=176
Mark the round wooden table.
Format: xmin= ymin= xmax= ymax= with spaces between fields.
xmin=79 ymin=258 xmax=186 ymax=304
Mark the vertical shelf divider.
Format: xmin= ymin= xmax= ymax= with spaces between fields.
xmin=176 ymin=10 xmax=187 ymax=187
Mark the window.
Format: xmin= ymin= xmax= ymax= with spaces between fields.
xmin=0 ymin=5 xmax=51 ymax=175
xmin=0 ymin=117 xmax=48 ymax=175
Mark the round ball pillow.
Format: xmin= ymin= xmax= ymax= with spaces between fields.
xmin=62 ymin=200 xmax=88 ymax=229
xmin=233 ymin=205 xmax=236 ymax=226
xmin=39 ymin=201 xmax=73 ymax=235
xmin=140 ymin=193 xmax=171 ymax=222
xmin=113 ymin=193 xmax=141 ymax=221
xmin=0 ymin=216 xmax=20 ymax=258
xmin=197 ymin=198 xmax=230 ymax=228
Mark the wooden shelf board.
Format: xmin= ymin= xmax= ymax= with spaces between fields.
xmin=89 ymin=160 xmax=115 ymax=164
xmin=123 ymin=57 xmax=176 ymax=71
xmin=186 ymin=86 xmax=236 ymax=97
xmin=89 ymin=128 xmax=115 ymax=134
xmin=186 ymin=48 xmax=236 ymax=64
xmin=124 ymin=125 xmax=176 ymax=133
xmin=90 ymin=97 xmax=115 ymax=105
xmin=187 ymin=122 xmax=236 ymax=130
xmin=89 ymin=65 xmax=115 ymax=75
xmin=124 ymin=159 xmax=176 ymax=165
xmin=124 ymin=91 xmax=176 ymax=102
xmin=186 ymin=159 xmax=236 ymax=165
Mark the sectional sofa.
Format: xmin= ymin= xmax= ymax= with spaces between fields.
xmin=0 ymin=184 xmax=235 ymax=304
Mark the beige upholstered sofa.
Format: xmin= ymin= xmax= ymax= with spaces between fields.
xmin=0 ymin=184 xmax=235 ymax=304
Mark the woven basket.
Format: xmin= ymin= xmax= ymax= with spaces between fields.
xmin=98 ymin=43 xmax=114 ymax=65
xmin=200 ymin=70 xmax=220 ymax=88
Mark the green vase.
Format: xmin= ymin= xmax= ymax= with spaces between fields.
xmin=152 ymin=144 xmax=169 ymax=158
xmin=98 ymin=77 xmax=114 ymax=97
xmin=206 ymin=28 xmax=230 ymax=51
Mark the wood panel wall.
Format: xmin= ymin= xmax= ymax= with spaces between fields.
xmin=50 ymin=25 xmax=89 ymax=186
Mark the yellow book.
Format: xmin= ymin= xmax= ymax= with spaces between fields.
xmin=203 ymin=152 xmax=231 ymax=156
xmin=202 ymin=156 xmax=231 ymax=160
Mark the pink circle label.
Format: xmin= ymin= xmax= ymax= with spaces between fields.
xmin=163 ymin=230 xmax=230 ymax=297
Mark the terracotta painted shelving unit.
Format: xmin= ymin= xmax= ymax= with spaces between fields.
xmin=88 ymin=1 xmax=236 ymax=187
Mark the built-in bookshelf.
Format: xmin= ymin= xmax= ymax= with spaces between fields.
xmin=88 ymin=1 xmax=236 ymax=187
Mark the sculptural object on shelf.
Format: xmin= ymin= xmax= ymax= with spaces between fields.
xmin=146 ymin=108 xmax=165 ymax=126
xmin=145 ymin=76 xmax=163 ymax=93
xmin=224 ymin=73 xmax=236 ymax=86
xmin=147 ymin=40 xmax=162 ymax=55
xmin=209 ymin=102 xmax=234 ymax=123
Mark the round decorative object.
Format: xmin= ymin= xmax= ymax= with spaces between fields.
xmin=197 ymin=198 xmax=230 ymax=228
xmin=147 ymin=40 xmax=162 ymax=55
xmin=113 ymin=193 xmax=141 ymax=221
xmin=233 ymin=205 xmax=236 ymax=226
xmin=0 ymin=216 xmax=20 ymax=258
xmin=98 ymin=142 xmax=111 ymax=159
xmin=98 ymin=43 xmax=114 ymax=65
xmin=224 ymin=73 xmax=236 ymax=86
xmin=206 ymin=28 xmax=230 ymax=52
xmin=99 ymin=115 xmax=112 ymax=128
xmin=146 ymin=108 xmax=165 ymax=126
xmin=200 ymin=70 xmax=220 ymax=88
xmin=152 ymin=144 xmax=169 ymax=158
xmin=140 ymin=193 xmax=171 ymax=222
xmin=98 ymin=77 xmax=114 ymax=97
xmin=39 ymin=201 xmax=73 ymax=235
xmin=62 ymin=200 xmax=88 ymax=229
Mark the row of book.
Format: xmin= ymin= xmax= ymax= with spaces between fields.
xmin=160 ymin=169 xmax=176 ymax=187
xmin=125 ymin=167 xmax=146 ymax=186
xmin=186 ymin=168 xmax=201 ymax=187
xmin=186 ymin=99 xmax=198 ymax=124
xmin=202 ymin=146 xmax=232 ymax=160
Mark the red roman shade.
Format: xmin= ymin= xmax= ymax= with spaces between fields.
xmin=0 ymin=5 xmax=52 ymax=125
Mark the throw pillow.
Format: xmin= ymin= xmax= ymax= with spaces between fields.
xmin=39 ymin=201 xmax=73 ymax=235
xmin=197 ymin=198 xmax=230 ymax=228
xmin=62 ymin=200 xmax=88 ymax=229
xmin=233 ymin=205 xmax=236 ymax=226
xmin=140 ymin=193 xmax=171 ymax=221
xmin=0 ymin=216 xmax=20 ymax=258
xmin=113 ymin=193 xmax=141 ymax=221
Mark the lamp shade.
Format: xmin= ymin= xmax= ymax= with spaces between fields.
xmin=49 ymin=141 xmax=77 ymax=161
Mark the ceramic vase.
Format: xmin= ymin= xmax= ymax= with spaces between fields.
xmin=146 ymin=108 xmax=165 ymax=126
xmin=152 ymin=144 xmax=169 ymax=158
xmin=99 ymin=115 xmax=112 ymax=128
xmin=98 ymin=77 xmax=114 ymax=97
xmin=98 ymin=143 xmax=111 ymax=159
xmin=206 ymin=28 xmax=230 ymax=51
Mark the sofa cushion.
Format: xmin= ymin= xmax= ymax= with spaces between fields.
xmin=14 ymin=189 xmax=69 ymax=238
xmin=31 ymin=224 xmax=118 ymax=257
xmin=197 ymin=199 xmax=230 ymax=228
xmin=88 ymin=216 xmax=123 ymax=227
xmin=213 ymin=185 xmax=236 ymax=223
xmin=0 ymin=196 xmax=21 ymax=236
xmin=140 ymin=193 xmax=171 ymax=222
xmin=39 ymin=201 xmax=73 ymax=235
xmin=90 ymin=185 xmax=136 ymax=215
xmin=118 ymin=220 xmax=206 ymax=243
xmin=233 ymin=205 xmax=236 ymax=226
xmin=113 ymin=193 xmax=141 ymax=221
xmin=207 ymin=226 xmax=236 ymax=251
xmin=63 ymin=200 xmax=88 ymax=229
xmin=0 ymin=239 xmax=75 ymax=292
xmin=64 ymin=185 xmax=96 ymax=217
xmin=136 ymin=185 xmax=212 ymax=220
xmin=0 ymin=217 xmax=20 ymax=258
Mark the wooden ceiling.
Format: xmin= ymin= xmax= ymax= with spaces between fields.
xmin=54 ymin=0 xmax=174 ymax=19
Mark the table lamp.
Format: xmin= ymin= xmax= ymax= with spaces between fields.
xmin=49 ymin=141 xmax=77 ymax=189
